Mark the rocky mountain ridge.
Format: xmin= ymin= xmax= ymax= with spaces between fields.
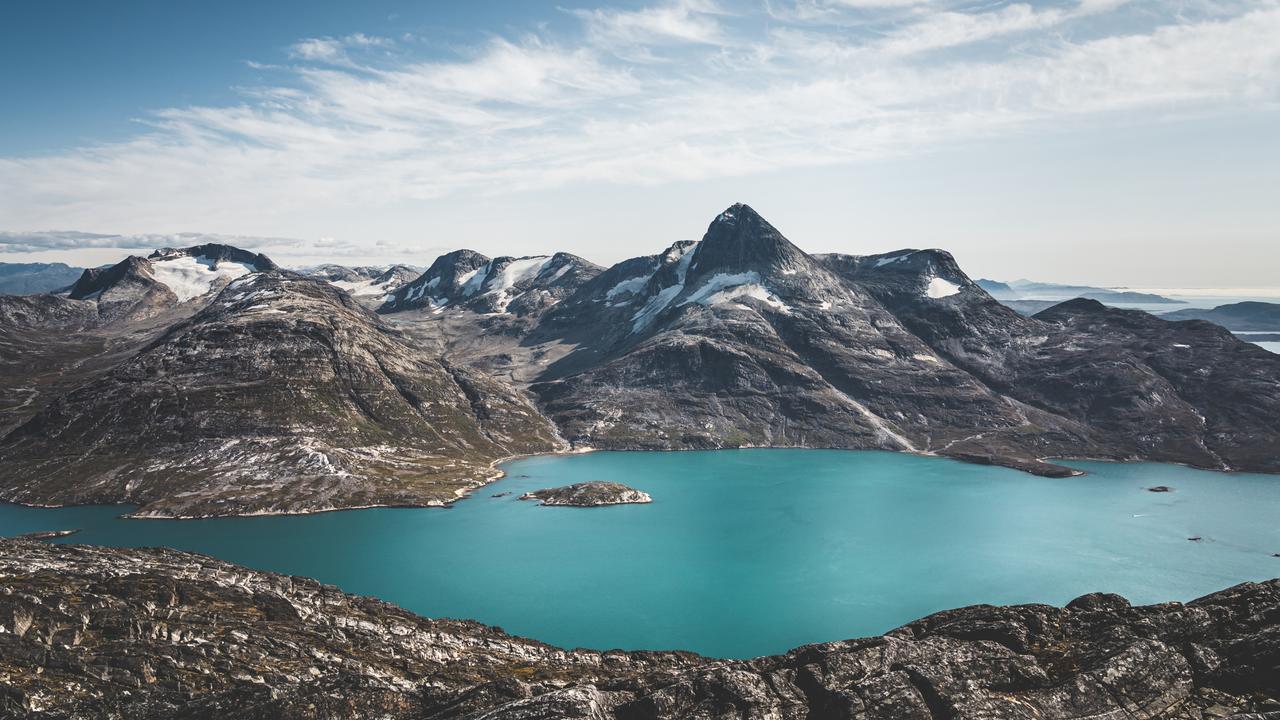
xmin=303 ymin=263 xmax=420 ymax=299
xmin=0 ymin=539 xmax=1276 ymax=719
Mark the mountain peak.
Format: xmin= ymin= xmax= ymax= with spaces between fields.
xmin=694 ymin=204 xmax=807 ymax=274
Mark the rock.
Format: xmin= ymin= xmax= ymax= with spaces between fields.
xmin=1148 ymin=485 xmax=1174 ymax=492
xmin=0 ymin=539 xmax=1277 ymax=719
xmin=13 ymin=529 xmax=79 ymax=541
xmin=519 ymin=481 xmax=652 ymax=507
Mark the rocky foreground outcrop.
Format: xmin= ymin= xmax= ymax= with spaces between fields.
xmin=520 ymin=481 xmax=653 ymax=506
xmin=1 ymin=539 xmax=1277 ymax=719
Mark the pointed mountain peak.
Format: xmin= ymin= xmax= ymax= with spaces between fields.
xmin=694 ymin=204 xmax=808 ymax=275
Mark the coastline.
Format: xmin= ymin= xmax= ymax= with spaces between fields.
xmin=2 ymin=443 xmax=1273 ymax=522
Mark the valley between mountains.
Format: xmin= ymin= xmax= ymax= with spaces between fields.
xmin=1 ymin=204 xmax=1278 ymax=518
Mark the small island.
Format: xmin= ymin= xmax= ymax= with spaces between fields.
xmin=15 ymin=529 xmax=80 ymax=541
xmin=519 ymin=481 xmax=652 ymax=507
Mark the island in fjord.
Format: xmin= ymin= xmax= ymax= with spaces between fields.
xmin=520 ymin=481 xmax=653 ymax=506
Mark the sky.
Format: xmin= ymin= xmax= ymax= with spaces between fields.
xmin=0 ymin=0 xmax=1276 ymax=286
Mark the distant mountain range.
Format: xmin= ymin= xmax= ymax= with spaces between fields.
xmin=0 ymin=262 xmax=84 ymax=294
xmin=2 ymin=204 xmax=1279 ymax=516
xmin=976 ymin=278 xmax=1186 ymax=312
xmin=1160 ymin=301 xmax=1280 ymax=331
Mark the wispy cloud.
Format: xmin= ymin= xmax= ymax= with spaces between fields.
xmin=573 ymin=0 xmax=729 ymax=47
xmin=0 ymin=230 xmax=367 ymax=262
xmin=1 ymin=0 xmax=1276 ymax=246
xmin=289 ymin=32 xmax=394 ymax=64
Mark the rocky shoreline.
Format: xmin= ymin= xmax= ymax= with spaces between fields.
xmin=0 ymin=539 xmax=1277 ymax=719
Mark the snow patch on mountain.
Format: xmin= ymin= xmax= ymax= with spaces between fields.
xmin=875 ymin=252 xmax=914 ymax=268
xmin=151 ymin=255 xmax=254 ymax=302
xmin=926 ymin=277 xmax=962 ymax=299
xmin=331 ymin=277 xmax=401 ymax=297
xmin=681 ymin=272 xmax=791 ymax=313
xmin=631 ymin=248 xmax=697 ymax=333
xmin=607 ymin=275 xmax=653 ymax=301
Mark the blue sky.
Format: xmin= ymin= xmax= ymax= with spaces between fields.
xmin=1 ymin=0 xmax=1276 ymax=285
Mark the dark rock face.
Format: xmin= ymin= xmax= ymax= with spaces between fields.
xmin=1 ymin=539 xmax=1277 ymax=719
xmin=520 ymin=481 xmax=652 ymax=506
xmin=0 ymin=272 xmax=563 ymax=517
xmin=66 ymin=255 xmax=177 ymax=322
xmin=1162 ymin=302 xmax=1280 ymax=332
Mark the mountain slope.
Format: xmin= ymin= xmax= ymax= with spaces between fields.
xmin=825 ymin=252 xmax=1280 ymax=473
xmin=0 ymin=272 xmax=562 ymax=517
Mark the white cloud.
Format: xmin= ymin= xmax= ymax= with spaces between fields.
xmin=574 ymin=0 xmax=728 ymax=47
xmin=1 ymin=0 xmax=1276 ymax=251
xmin=289 ymin=33 xmax=393 ymax=64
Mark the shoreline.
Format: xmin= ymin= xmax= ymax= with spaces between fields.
xmin=0 ymin=444 xmax=1272 ymax=522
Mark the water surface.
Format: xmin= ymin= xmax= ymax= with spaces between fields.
xmin=2 ymin=450 xmax=1277 ymax=658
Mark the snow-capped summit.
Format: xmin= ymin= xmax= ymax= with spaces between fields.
xmin=380 ymin=250 xmax=600 ymax=317
xmin=64 ymin=243 xmax=278 ymax=321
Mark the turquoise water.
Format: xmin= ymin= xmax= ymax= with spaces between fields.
xmin=1 ymin=449 xmax=1277 ymax=659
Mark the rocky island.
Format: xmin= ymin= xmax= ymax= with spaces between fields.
xmin=519 ymin=481 xmax=653 ymax=506
xmin=0 ymin=538 xmax=1276 ymax=719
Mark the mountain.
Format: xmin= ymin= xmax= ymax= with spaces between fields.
xmin=0 ymin=271 xmax=562 ymax=517
xmin=303 ymin=263 xmax=420 ymax=299
xmin=1161 ymin=301 xmax=1280 ymax=331
xmin=526 ymin=205 xmax=1277 ymax=475
xmin=1081 ymin=290 xmax=1184 ymax=304
xmin=4 ymin=539 xmax=1278 ymax=719
xmin=65 ymin=243 xmax=277 ymax=322
xmin=975 ymin=277 xmax=1017 ymax=299
xmin=0 ymin=261 xmax=84 ymax=294
xmin=527 ymin=206 xmax=1082 ymax=473
xmin=995 ymin=279 xmax=1183 ymax=304
xmin=379 ymin=250 xmax=601 ymax=317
